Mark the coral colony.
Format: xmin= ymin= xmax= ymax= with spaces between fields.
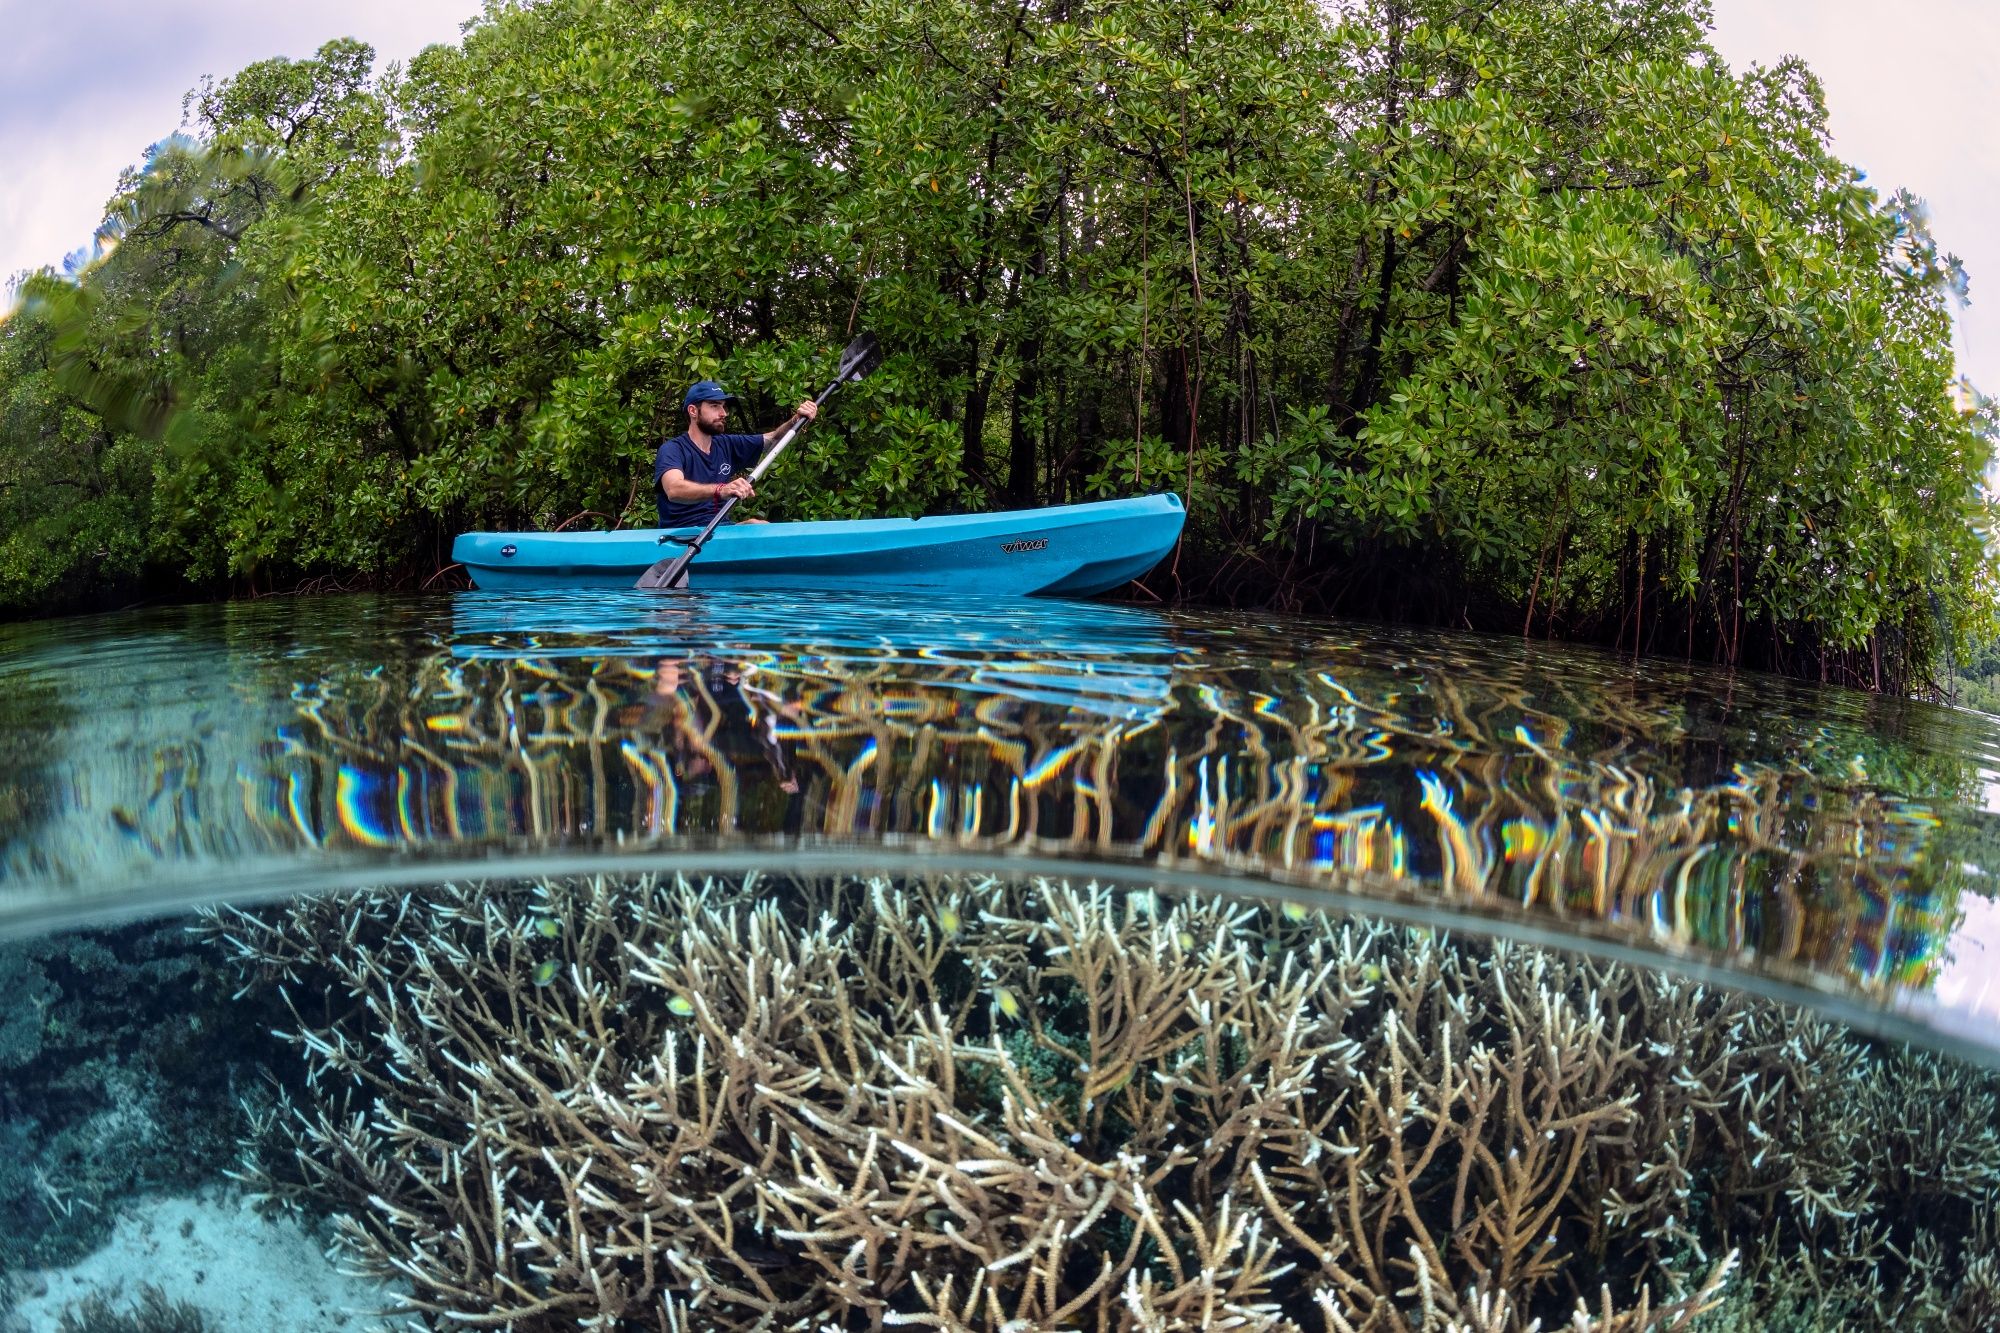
xmin=200 ymin=873 xmax=2000 ymax=1332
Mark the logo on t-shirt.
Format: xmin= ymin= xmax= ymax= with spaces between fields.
xmin=719 ymin=463 xmax=732 ymax=476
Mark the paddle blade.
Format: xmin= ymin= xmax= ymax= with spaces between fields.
xmin=838 ymin=331 xmax=884 ymax=384
xmin=634 ymin=559 xmax=691 ymax=590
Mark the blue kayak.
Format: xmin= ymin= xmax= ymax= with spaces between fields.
xmin=452 ymin=494 xmax=1185 ymax=596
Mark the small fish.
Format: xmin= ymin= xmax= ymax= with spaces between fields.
xmin=531 ymin=959 xmax=560 ymax=987
xmin=925 ymin=1208 xmax=952 ymax=1229
xmin=533 ymin=917 xmax=561 ymax=939
xmin=1177 ymin=931 xmax=1197 ymax=951
xmin=938 ymin=906 xmax=962 ymax=935
xmin=992 ymin=986 xmax=1023 ymax=1020
xmin=1360 ymin=963 xmax=1383 ymax=984
xmin=735 ymin=1238 xmax=792 ymax=1269
xmin=1281 ymin=901 xmax=1310 ymax=922
xmin=667 ymin=995 xmax=696 ymax=1017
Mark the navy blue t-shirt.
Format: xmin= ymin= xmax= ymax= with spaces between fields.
xmin=653 ymin=431 xmax=766 ymax=528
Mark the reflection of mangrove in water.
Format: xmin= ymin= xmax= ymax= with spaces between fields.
xmin=197 ymin=872 xmax=2000 ymax=1332
xmin=0 ymin=675 xmax=69 ymax=865
xmin=255 ymin=641 xmax=1972 ymax=1002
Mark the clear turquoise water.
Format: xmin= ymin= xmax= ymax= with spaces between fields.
xmin=1 ymin=591 xmax=1997 ymax=1330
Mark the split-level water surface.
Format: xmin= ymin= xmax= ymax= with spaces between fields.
xmin=1 ymin=592 xmax=1996 ymax=1331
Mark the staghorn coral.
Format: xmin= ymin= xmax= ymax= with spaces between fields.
xmin=200 ymin=874 xmax=1995 ymax=1332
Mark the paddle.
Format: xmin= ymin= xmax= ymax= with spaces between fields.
xmin=636 ymin=332 xmax=884 ymax=591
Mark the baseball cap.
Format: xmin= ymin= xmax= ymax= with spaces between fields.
xmin=683 ymin=380 xmax=739 ymax=407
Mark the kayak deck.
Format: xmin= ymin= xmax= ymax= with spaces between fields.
xmin=452 ymin=494 xmax=1184 ymax=597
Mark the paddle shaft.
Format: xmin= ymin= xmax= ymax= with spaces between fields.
xmin=642 ymin=374 xmax=842 ymax=590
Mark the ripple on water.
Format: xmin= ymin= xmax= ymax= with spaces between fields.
xmin=0 ymin=587 xmax=1997 ymax=1061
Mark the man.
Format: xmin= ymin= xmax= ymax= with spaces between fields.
xmin=654 ymin=380 xmax=819 ymax=528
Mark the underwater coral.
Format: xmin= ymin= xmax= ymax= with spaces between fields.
xmin=201 ymin=874 xmax=1999 ymax=1332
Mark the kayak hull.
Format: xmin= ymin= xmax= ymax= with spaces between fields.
xmin=452 ymin=494 xmax=1185 ymax=597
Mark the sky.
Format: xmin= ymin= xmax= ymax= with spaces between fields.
xmin=0 ymin=0 xmax=482 ymax=289
xmin=1 ymin=1 xmax=1996 ymax=391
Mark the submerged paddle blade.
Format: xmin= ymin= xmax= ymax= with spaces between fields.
xmin=635 ymin=562 xmax=690 ymax=591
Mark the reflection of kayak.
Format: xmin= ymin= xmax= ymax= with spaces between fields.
xmin=446 ymin=586 xmax=1185 ymax=658
xmin=453 ymin=494 xmax=1185 ymax=596
xmin=446 ymin=585 xmax=1187 ymax=720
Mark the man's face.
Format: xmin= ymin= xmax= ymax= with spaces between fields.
xmin=689 ymin=400 xmax=730 ymax=434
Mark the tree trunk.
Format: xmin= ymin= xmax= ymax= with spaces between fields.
xmin=1160 ymin=345 xmax=1192 ymax=453
xmin=1007 ymin=351 xmax=1040 ymax=505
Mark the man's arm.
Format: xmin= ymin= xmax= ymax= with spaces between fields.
xmin=760 ymin=398 xmax=820 ymax=445
xmin=662 ymin=468 xmax=752 ymax=501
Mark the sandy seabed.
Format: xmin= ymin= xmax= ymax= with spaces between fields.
xmin=2 ymin=1190 xmax=409 ymax=1332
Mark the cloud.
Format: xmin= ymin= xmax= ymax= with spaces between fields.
xmin=0 ymin=5 xmax=220 ymax=125
xmin=2 ymin=0 xmax=478 ymax=290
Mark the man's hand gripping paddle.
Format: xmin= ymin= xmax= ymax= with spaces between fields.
xmin=636 ymin=332 xmax=884 ymax=591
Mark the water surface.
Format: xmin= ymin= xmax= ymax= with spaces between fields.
xmin=4 ymin=591 xmax=2000 ymax=1331
xmin=3 ymin=590 xmax=1997 ymax=1061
